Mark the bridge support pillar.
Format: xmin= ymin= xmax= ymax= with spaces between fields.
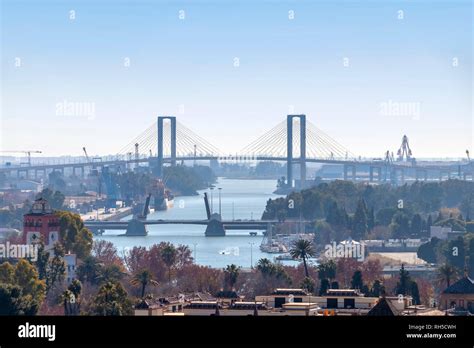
xmin=125 ymin=219 xmax=148 ymax=236
xmin=156 ymin=116 xmax=177 ymax=177
xmin=343 ymin=164 xmax=356 ymax=181
xmin=286 ymin=114 xmax=306 ymax=189
xmin=205 ymin=217 xmax=226 ymax=236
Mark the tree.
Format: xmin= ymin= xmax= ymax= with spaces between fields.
xmin=0 ymin=262 xmax=14 ymax=283
xmin=390 ymin=212 xmax=410 ymax=240
xmin=175 ymin=244 xmax=194 ymax=268
xmin=351 ymin=270 xmax=364 ymax=290
xmin=352 ymin=199 xmax=368 ymax=240
xmin=376 ymin=207 xmax=397 ymax=226
xmin=289 ymin=239 xmax=316 ymax=278
xmin=417 ymin=238 xmax=440 ymax=264
xmin=56 ymin=211 xmax=93 ymax=259
xmin=46 ymin=243 xmax=66 ymax=292
xmin=410 ymin=281 xmax=421 ymax=305
xmin=437 ymin=263 xmax=458 ymax=289
xmin=395 ymin=264 xmax=411 ymax=296
xmin=224 ymin=264 xmax=240 ymax=291
xmin=36 ymin=188 xmax=65 ymax=210
xmin=300 ymin=277 xmax=315 ymax=294
xmin=317 ymin=259 xmax=337 ymax=281
xmin=410 ymin=214 xmax=423 ymax=237
xmin=0 ymin=260 xmax=46 ymax=315
xmin=161 ymin=243 xmax=177 ymax=283
xmin=62 ymin=280 xmax=82 ymax=316
xmin=256 ymin=258 xmax=274 ymax=277
xmin=469 ymin=238 xmax=474 ymax=279
xmin=319 ymin=279 xmax=330 ymax=296
xmin=367 ymin=207 xmax=375 ymax=231
xmin=13 ymin=259 xmax=46 ymax=302
xmin=370 ymin=279 xmax=384 ymax=297
xmin=96 ymin=264 xmax=126 ymax=284
xmin=444 ymin=237 xmax=465 ymax=270
xmin=0 ymin=283 xmax=41 ymax=315
xmin=426 ymin=214 xmax=433 ymax=230
xmin=76 ymin=256 xmax=103 ymax=285
xmin=91 ymin=281 xmax=133 ymax=316
xmin=130 ymin=269 xmax=158 ymax=298
xmin=35 ymin=243 xmax=66 ymax=293
xmin=92 ymin=240 xmax=122 ymax=266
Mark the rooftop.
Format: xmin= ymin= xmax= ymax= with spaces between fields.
xmin=272 ymin=288 xmax=309 ymax=296
xmin=443 ymin=277 xmax=474 ymax=294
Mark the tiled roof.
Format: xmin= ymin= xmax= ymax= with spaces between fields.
xmin=443 ymin=277 xmax=474 ymax=294
xmin=367 ymin=297 xmax=402 ymax=316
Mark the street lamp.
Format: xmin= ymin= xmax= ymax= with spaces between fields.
xmin=249 ymin=242 xmax=255 ymax=269
xmin=210 ymin=186 xmax=214 ymax=214
xmin=218 ymin=187 xmax=222 ymax=217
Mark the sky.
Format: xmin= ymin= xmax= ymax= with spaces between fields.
xmin=1 ymin=0 xmax=472 ymax=159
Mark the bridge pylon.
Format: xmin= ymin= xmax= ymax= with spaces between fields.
xmin=154 ymin=116 xmax=177 ymax=177
xmin=287 ymin=114 xmax=306 ymax=189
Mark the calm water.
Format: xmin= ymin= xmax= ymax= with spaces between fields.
xmin=97 ymin=178 xmax=300 ymax=268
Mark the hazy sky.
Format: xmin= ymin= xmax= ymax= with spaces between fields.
xmin=1 ymin=0 xmax=472 ymax=158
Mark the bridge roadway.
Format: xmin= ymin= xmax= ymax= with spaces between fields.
xmin=1 ymin=155 xmax=470 ymax=175
xmin=84 ymin=219 xmax=278 ymax=231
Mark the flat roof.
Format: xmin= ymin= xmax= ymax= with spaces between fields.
xmin=282 ymin=302 xmax=320 ymax=308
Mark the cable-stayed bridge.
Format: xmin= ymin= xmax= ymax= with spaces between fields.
xmin=1 ymin=115 xmax=473 ymax=186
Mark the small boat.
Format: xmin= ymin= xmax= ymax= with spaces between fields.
xmin=249 ymin=232 xmax=257 ymax=236
xmin=275 ymin=253 xmax=295 ymax=261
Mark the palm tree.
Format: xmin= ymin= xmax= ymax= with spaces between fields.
xmin=224 ymin=264 xmax=240 ymax=290
xmin=437 ymin=263 xmax=458 ymax=289
xmin=96 ymin=264 xmax=127 ymax=284
xmin=289 ymin=239 xmax=316 ymax=278
xmin=130 ymin=269 xmax=158 ymax=298
xmin=161 ymin=244 xmax=177 ymax=283
xmin=256 ymin=258 xmax=274 ymax=277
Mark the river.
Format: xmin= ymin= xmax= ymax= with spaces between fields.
xmin=96 ymin=178 xmax=301 ymax=268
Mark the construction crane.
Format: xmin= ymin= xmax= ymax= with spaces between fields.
xmin=0 ymin=150 xmax=42 ymax=166
xmin=397 ymin=135 xmax=412 ymax=162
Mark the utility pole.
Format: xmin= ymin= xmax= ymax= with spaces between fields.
xmin=210 ymin=186 xmax=214 ymax=214
xmin=193 ymin=243 xmax=198 ymax=261
xmin=194 ymin=144 xmax=197 ymax=166
xmin=249 ymin=242 xmax=254 ymax=269
xmin=218 ymin=187 xmax=222 ymax=217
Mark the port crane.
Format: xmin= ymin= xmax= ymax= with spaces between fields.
xmin=0 ymin=150 xmax=42 ymax=166
xmin=397 ymin=135 xmax=412 ymax=161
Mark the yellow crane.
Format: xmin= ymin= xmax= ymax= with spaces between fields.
xmin=0 ymin=150 xmax=42 ymax=166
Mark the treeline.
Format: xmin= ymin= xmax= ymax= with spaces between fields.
xmin=417 ymin=233 xmax=474 ymax=278
xmin=263 ymin=179 xmax=474 ymax=220
xmin=262 ymin=180 xmax=474 ymax=243
xmin=0 ymin=210 xmax=93 ymax=315
xmin=163 ymin=165 xmax=216 ymax=195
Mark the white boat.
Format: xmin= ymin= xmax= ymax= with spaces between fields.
xmin=275 ymin=253 xmax=294 ymax=261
